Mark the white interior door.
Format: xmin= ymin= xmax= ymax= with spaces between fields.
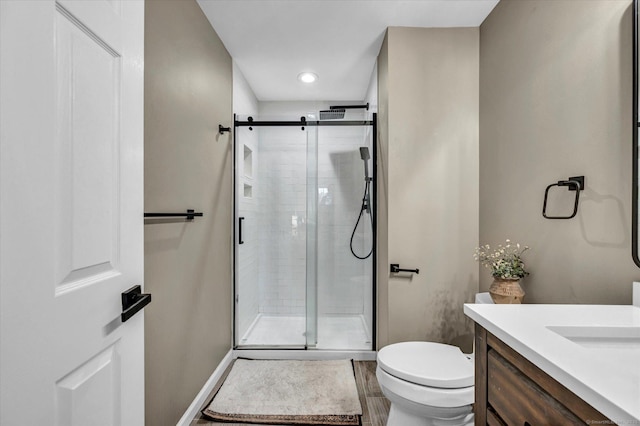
xmin=0 ymin=1 xmax=145 ymax=425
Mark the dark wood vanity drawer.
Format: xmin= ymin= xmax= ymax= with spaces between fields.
xmin=487 ymin=349 xmax=583 ymax=425
xmin=474 ymin=324 xmax=611 ymax=426
xmin=486 ymin=408 xmax=506 ymax=426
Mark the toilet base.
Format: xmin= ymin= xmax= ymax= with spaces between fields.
xmin=386 ymin=402 xmax=473 ymax=426
xmin=387 ymin=404 xmax=431 ymax=426
xmin=376 ymin=366 xmax=474 ymax=426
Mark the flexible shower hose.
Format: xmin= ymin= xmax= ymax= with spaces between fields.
xmin=350 ymin=180 xmax=373 ymax=259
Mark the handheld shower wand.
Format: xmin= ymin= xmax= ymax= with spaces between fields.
xmin=359 ymin=147 xmax=370 ymax=181
xmin=359 ymin=147 xmax=371 ymax=213
xmin=351 ymin=147 xmax=373 ymax=259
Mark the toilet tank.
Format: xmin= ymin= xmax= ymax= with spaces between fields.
xmin=475 ymin=292 xmax=494 ymax=304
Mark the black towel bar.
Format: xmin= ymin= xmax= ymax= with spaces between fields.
xmin=390 ymin=264 xmax=420 ymax=274
xmin=144 ymin=209 xmax=203 ymax=220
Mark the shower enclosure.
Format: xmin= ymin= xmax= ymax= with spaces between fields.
xmin=233 ymin=110 xmax=376 ymax=351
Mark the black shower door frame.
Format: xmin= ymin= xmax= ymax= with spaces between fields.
xmin=232 ymin=113 xmax=377 ymax=350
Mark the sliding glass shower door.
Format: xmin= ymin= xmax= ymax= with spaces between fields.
xmin=234 ymin=113 xmax=374 ymax=350
xmin=314 ymin=122 xmax=374 ymax=350
xmin=234 ymin=122 xmax=315 ymax=348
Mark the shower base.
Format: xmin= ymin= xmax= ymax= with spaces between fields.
xmin=238 ymin=314 xmax=371 ymax=350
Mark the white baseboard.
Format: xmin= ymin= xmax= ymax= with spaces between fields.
xmin=176 ymin=349 xmax=233 ymax=426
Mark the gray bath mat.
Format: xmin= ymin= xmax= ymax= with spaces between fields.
xmin=202 ymin=359 xmax=362 ymax=425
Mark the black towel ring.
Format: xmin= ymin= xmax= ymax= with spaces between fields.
xmin=542 ymin=176 xmax=585 ymax=219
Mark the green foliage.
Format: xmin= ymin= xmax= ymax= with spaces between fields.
xmin=474 ymin=240 xmax=530 ymax=279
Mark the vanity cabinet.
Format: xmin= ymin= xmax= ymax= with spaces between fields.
xmin=474 ymin=324 xmax=611 ymax=426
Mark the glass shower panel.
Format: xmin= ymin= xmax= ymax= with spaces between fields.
xmin=234 ymin=112 xmax=374 ymax=351
xmin=235 ymin=125 xmax=260 ymax=347
xmin=305 ymin=124 xmax=318 ymax=348
xmin=235 ymin=123 xmax=308 ymax=348
xmin=314 ymin=122 xmax=373 ymax=350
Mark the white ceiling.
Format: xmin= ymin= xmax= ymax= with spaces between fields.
xmin=197 ymin=0 xmax=499 ymax=101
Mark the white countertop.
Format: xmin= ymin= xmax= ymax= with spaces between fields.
xmin=464 ymin=304 xmax=640 ymax=422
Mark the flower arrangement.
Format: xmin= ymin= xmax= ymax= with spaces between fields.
xmin=474 ymin=240 xmax=529 ymax=280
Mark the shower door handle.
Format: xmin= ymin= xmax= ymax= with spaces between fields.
xmin=239 ymin=217 xmax=245 ymax=245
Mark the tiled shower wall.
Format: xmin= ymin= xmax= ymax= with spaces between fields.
xmin=317 ymin=126 xmax=373 ymax=316
xmin=234 ymin=70 xmax=375 ymax=341
xmin=256 ymin=126 xmax=308 ymax=315
xmin=234 ymin=64 xmax=260 ymax=341
xmin=254 ymin=102 xmax=373 ymax=318
xmin=236 ymin=127 xmax=260 ymax=336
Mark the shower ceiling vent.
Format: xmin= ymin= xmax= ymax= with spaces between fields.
xmin=319 ymin=109 xmax=345 ymax=120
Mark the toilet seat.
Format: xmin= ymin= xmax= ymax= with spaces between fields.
xmin=376 ymin=366 xmax=474 ymax=408
xmin=377 ymin=342 xmax=474 ymax=389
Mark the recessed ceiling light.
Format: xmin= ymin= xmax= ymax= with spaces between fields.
xmin=298 ymin=72 xmax=318 ymax=84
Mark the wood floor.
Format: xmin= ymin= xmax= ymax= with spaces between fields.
xmin=191 ymin=360 xmax=390 ymax=426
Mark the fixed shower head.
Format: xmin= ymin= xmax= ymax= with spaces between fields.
xmin=319 ymin=109 xmax=345 ymax=120
xmin=359 ymin=147 xmax=370 ymax=181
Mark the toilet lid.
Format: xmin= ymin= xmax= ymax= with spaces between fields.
xmin=377 ymin=342 xmax=474 ymax=389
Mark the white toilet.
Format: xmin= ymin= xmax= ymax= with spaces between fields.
xmin=376 ymin=293 xmax=493 ymax=426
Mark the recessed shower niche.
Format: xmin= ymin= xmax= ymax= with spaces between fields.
xmin=233 ymin=110 xmax=376 ymax=351
xmin=243 ymin=183 xmax=252 ymax=198
xmin=242 ymin=145 xmax=253 ymax=198
xmin=243 ymin=145 xmax=253 ymax=178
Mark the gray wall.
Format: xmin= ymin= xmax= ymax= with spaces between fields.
xmin=377 ymin=35 xmax=390 ymax=347
xmin=144 ymin=1 xmax=232 ymax=424
xmin=377 ymin=27 xmax=479 ymax=348
xmin=479 ymin=0 xmax=637 ymax=303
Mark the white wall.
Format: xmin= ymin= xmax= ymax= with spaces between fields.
xmin=317 ymin=124 xmax=373 ymax=317
xmin=365 ymin=63 xmax=378 ymax=114
xmin=255 ymin=123 xmax=308 ymax=316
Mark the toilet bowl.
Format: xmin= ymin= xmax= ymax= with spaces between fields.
xmin=376 ymin=293 xmax=493 ymax=426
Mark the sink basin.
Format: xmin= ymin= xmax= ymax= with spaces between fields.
xmin=546 ymin=326 xmax=640 ymax=350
